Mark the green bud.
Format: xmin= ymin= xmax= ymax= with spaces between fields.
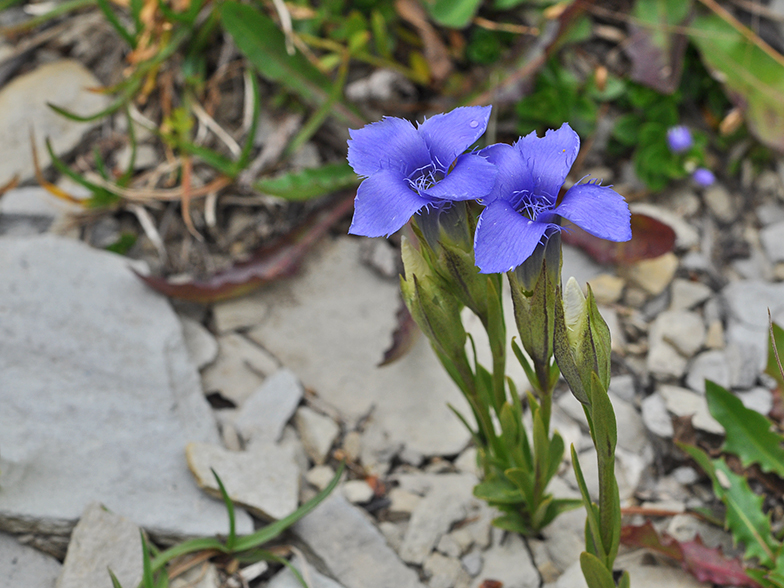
xmin=400 ymin=237 xmax=467 ymax=363
xmin=508 ymin=233 xmax=562 ymax=391
xmin=553 ymin=277 xmax=612 ymax=405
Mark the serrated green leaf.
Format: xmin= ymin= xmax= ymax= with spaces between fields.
xmin=706 ymin=380 xmax=784 ymax=478
xmin=679 ymin=443 xmax=778 ymax=567
xmin=580 ymin=551 xmax=617 ymax=588
xmin=220 ymin=2 xmax=363 ymax=127
xmin=254 ymin=163 xmax=360 ymax=201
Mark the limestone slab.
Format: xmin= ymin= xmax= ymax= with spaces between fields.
xmin=56 ymin=503 xmax=141 ymax=588
xmin=0 ymin=61 xmax=110 ymax=185
xmin=233 ymin=369 xmax=303 ymax=444
xmin=246 ymin=237 xmax=470 ymax=458
xmin=293 ymin=493 xmax=424 ymax=588
xmin=0 ymin=532 xmax=61 ymax=588
xmin=0 ymin=236 xmax=252 ymax=539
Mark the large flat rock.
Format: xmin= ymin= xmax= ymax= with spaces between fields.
xmin=247 ymin=236 xmax=470 ymax=458
xmin=0 ymin=532 xmax=61 ymax=588
xmin=0 ymin=60 xmax=110 ymax=186
xmin=0 ymin=235 xmax=252 ymax=539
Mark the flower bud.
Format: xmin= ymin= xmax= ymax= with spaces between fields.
xmin=666 ymin=125 xmax=692 ymax=153
xmin=400 ymin=237 xmax=468 ymax=364
xmin=553 ymin=277 xmax=612 ymax=405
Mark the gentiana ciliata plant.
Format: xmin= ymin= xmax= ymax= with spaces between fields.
xmin=348 ymin=106 xmax=632 ymax=588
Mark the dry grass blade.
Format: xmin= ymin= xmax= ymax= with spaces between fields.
xmin=129 ymin=202 xmax=168 ymax=262
xmin=0 ymin=175 xmax=20 ymax=201
xmin=166 ymin=549 xmax=221 ymax=581
xmin=180 ymin=155 xmax=203 ymax=240
xmin=191 ymin=100 xmax=242 ymax=157
xmin=394 ymin=0 xmax=452 ymax=83
xmin=473 ymin=16 xmax=538 ymax=36
xmin=271 ymin=0 xmax=295 ymax=55
xmin=82 ymin=172 xmax=232 ymax=202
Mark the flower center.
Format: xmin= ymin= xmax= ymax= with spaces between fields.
xmin=408 ymin=164 xmax=445 ymax=194
xmin=510 ymin=189 xmax=550 ymax=221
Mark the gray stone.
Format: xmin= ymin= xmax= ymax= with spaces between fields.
xmin=655 ymin=310 xmax=706 ymax=358
xmin=267 ymin=555 xmax=345 ymax=588
xmin=761 ymin=221 xmax=784 ymax=263
xmin=641 ymin=393 xmax=674 ymax=438
xmin=0 ymin=236 xmax=251 ymax=539
xmin=305 ymin=465 xmax=338 ymax=491
xmin=295 ymin=406 xmax=340 ymax=465
xmin=246 ymin=237 xmax=469 ymax=458
xmin=609 ymin=394 xmax=648 ymax=453
xmin=345 ymin=69 xmax=415 ymax=102
xmin=756 ymin=202 xmax=784 ymax=227
xmin=0 ymin=61 xmax=110 ymax=186
xmin=0 ymin=186 xmax=81 ymax=237
xmin=461 ymin=549 xmax=483 ymax=577
xmin=0 ymin=532 xmax=61 ymax=588
xmin=171 ymin=563 xmax=220 ymax=588
xmin=378 ymin=521 xmax=406 ymax=553
xmin=234 ymin=369 xmax=303 ymax=444
xmin=185 ymin=441 xmax=299 ymax=521
xmin=623 ymin=253 xmax=678 ymax=296
xmin=180 ymin=316 xmax=219 ymax=370
xmin=672 ymin=466 xmax=699 ymax=486
xmin=599 ymin=305 xmax=626 ymax=354
xmin=424 ymin=552 xmax=470 ymax=588
xmin=647 ymin=319 xmax=689 ymax=381
xmin=342 ymin=480 xmax=374 ymax=504
xmin=114 ymin=143 xmax=158 ymax=172
xmin=56 ymin=503 xmax=141 ymax=588
xmin=388 ymin=488 xmax=422 ymax=518
xmin=736 ymin=387 xmax=773 ymax=415
xmin=562 ymin=245 xmax=604 ymax=289
xmin=704 ymin=184 xmax=738 ymax=223
xmin=471 ymin=530 xmax=539 ymax=588
xmin=609 ymin=374 xmax=636 ymax=402
xmin=686 ymin=349 xmax=731 ymax=393
xmin=587 ymin=274 xmax=625 ymax=305
xmin=669 ymin=279 xmax=712 ymax=311
xmin=658 ymin=385 xmax=723 ymax=434
xmin=293 ymin=494 xmax=425 ymax=588
xmin=201 ymin=333 xmax=279 ymax=405
xmin=540 ymin=506 xmax=586 ymax=572
xmin=212 ymin=295 xmax=270 ymax=334
xmin=399 ymin=474 xmax=478 ymax=565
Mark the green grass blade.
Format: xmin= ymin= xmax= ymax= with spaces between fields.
xmin=254 ymin=163 xmax=359 ymax=201
xmin=140 ymin=532 xmax=155 ymax=588
xmin=211 ymin=468 xmax=236 ymax=551
xmin=48 ymin=94 xmax=127 ymax=123
xmin=705 ymin=380 xmax=784 ymax=478
xmin=235 ymin=73 xmax=260 ymax=172
xmin=149 ymin=537 xmax=226 ymax=573
xmin=233 ymin=462 xmax=345 ymax=552
xmin=96 ymin=0 xmax=137 ymax=48
xmin=109 ymin=569 xmax=124 ymax=588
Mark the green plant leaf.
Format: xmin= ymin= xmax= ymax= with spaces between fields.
xmin=705 ymin=380 xmax=784 ymax=478
xmin=421 ymin=0 xmax=481 ymax=29
xmin=679 ymin=443 xmax=778 ymax=567
xmin=211 ymin=468 xmax=236 ymax=550
xmin=766 ymin=322 xmax=784 ymax=393
xmin=689 ymin=14 xmax=784 ymax=152
xmin=473 ymin=476 xmax=524 ymax=505
xmin=254 ymin=163 xmax=360 ymax=201
xmin=96 ymin=0 xmax=137 ymax=47
xmin=108 ymin=569 xmax=124 ymax=588
xmin=580 ymin=551 xmax=617 ymax=588
xmin=571 ymin=445 xmax=606 ymax=562
xmin=220 ymin=1 xmax=363 ymax=127
xmin=140 ymin=532 xmax=155 ymax=588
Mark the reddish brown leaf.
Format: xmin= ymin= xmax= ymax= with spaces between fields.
xmin=621 ymin=522 xmax=762 ymax=588
xmin=378 ymin=301 xmax=420 ymax=366
xmin=479 ymin=581 xmax=503 ymax=588
xmin=133 ymin=194 xmax=355 ymax=303
xmin=561 ymin=213 xmax=676 ymax=265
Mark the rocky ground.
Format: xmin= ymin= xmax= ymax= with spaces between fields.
xmin=2 ymin=22 xmax=784 ymax=588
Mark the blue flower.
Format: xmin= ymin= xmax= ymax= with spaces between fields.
xmin=693 ymin=167 xmax=715 ymax=186
xmin=666 ymin=125 xmax=693 ymax=153
xmin=474 ymin=123 xmax=632 ymax=274
xmin=347 ymin=106 xmax=497 ymax=238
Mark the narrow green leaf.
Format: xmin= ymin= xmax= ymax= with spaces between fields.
xmin=233 ymin=461 xmax=346 ymax=552
xmin=48 ymin=93 xmax=128 ymax=123
xmin=235 ymin=73 xmax=260 ymax=172
xmin=766 ymin=322 xmax=784 ymax=393
xmin=538 ymin=497 xmax=583 ymax=530
xmin=571 ymin=445 xmax=606 ymax=562
xmin=580 ymin=551 xmax=616 ymax=588
xmin=254 ymin=163 xmax=359 ymax=201
xmin=96 ymin=0 xmax=137 ymax=48
xmin=108 ymin=569 xmax=124 ymax=588
xmin=211 ymin=468 xmax=237 ymax=550
xmin=705 ymin=380 xmax=784 ymax=478
xmin=220 ymin=2 xmax=364 ymax=127
xmin=140 ymin=532 xmax=155 ymax=588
